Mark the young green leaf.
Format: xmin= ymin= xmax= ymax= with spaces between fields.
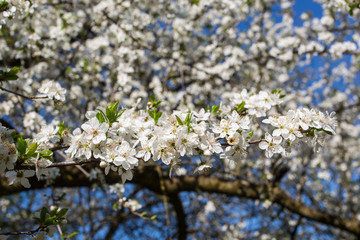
xmin=66 ymin=232 xmax=78 ymax=239
xmin=115 ymin=109 xmax=126 ymax=119
xmin=96 ymin=112 xmax=106 ymax=123
xmin=148 ymin=110 xmax=162 ymax=124
xmin=149 ymin=93 xmax=156 ymax=103
xmin=43 ymin=216 xmax=57 ymax=226
xmin=246 ymin=130 xmax=254 ymax=140
xmin=148 ymin=94 xmax=162 ymax=109
xmin=0 ymin=0 xmax=9 ymax=11
xmin=16 ymin=136 xmax=27 ymax=156
xmin=112 ymin=203 xmax=118 ymax=210
xmin=25 ymin=142 xmax=39 ymax=157
xmin=56 ymin=208 xmax=68 ymax=219
xmin=175 ymin=115 xmax=183 ymax=125
xmin=40 ymin=207 xmax=48 ymax=224
xmin=106 ymin=101 xmax=119 ymax=123
xmin=0 ymin=66 xmax=20 ymax=81
xmin=211 ymin=104 xmax=220 ymax=114
xmin=58 ymin=122 xmax=66 ymax=135
xmin=235 ymin=101 xmax=246 ymax=115
xmin=155 ymin=111 xmax=162 ymax=124
xmin=49 ymin=207 xmax=59 ymax=216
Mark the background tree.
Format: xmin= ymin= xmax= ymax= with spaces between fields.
xmin=0 ymin=0 xmax=359 ymax=239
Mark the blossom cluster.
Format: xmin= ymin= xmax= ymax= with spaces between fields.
xmin=260 ymin=109 xmax=337 ymax=158
xmin=38 ymin=80 xmax=67 ymax=102
xmin=0 ymin=123 xmax=36 ymax=188
xmin=0 ymin=123 xmax=17 ymax=173
xmin=0 ymin=0 xmax=31 ymax=28
xmin=55 ymin=91 xmax=336 ymax=183
xmin=0 ymin=88 xmax=337 ymax=189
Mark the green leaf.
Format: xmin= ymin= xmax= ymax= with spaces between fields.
xmin=149 ymin=94 xmax=156 ymax=103
xmin=211 ymin=104 xmax=220 ymax=114
xmin=8 ymin=66 xmax=20 ymax=75
xmin=112 ymin=203 xmax=118 ymax=210
xmin=249 ymin=131 xmax=253 ymax=137
xmin=175 ymin=115 xmax=183 ymax=125
xmin=184 ymin=111 xmax=193 ymax=132
xmin=322 ymin=129 xmax=333 ymax=135
xmin=106 ymin=107 xmax=116 ymax=123
xmin=191 ymin=0 xmax=199 ymax=5
xmin=66 ymin=232 xmax=78 ymax=238
xmin=0 ymin=0 xmax=9 ymax=11
xmin=148 ymin=110 xmax=162 ymax=124
xmin=40 ymin=207 xmax=48 ymax=223
xmin=25 ymin=142 xmax=39 ymax=157
xmin=96 ymin=112 xmax=106 ymax=123
xmin=0 ymin=66 xmax=20 ymax=81
xmin=235 ymin=101 xmax=246 ymax=115
xmin=49 ymin=207 xmax=58 ymax=216
xmin=108 ymin=101 xmax=119 ymax=114
xmin=150 ymin=215 xmax=157 ymax=220
xmin=39 ymin=150 xmax=53 ymax=161
xmin=148 ymin=94 xmax=161 ymax=109
xmin=246 ymin=130 xmax=254 ymax=140
xmin=65 ymin=66 xmax=72 ymax=74
xmin=16 ymin=136 xmax=27 ymax=156
xmin=314 ymin=128 xmax=334 ymax=136
xmin=156 ymin=112 xmax=162 ymax=123
xmin=105 ymin=102 xmax=124 ymax=124
xmin=148 ymin=109 xmax=156 ymax=120
xmin=58 ymin=193 xmax=67 ymax=201
xmin=115 ymin=109 xmax=126 ymax=119
xmin=184 ymin=111 xmax=192 ymax=124
xmin=58 ymin=122 xmax=66 ymax=135
xmin=56 ymin=208 xmax=68 ymax=218
xmin=43 ymin=216 xmax=57 ymax=226
xmin=83 ymin=59 xmax=88 ymax=71
xmin=307 ymin=129 xmax=315 ymax=137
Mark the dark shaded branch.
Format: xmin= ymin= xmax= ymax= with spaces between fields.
xmin=0 ymin=118 xmax=14 ymax=129
xmin=168 ymin=194 xmax=187 ymax=240
xmin=1 ymin=164 xmax=360 ymax=236
xmin=0 ymin=226 xmax=44 ymax=236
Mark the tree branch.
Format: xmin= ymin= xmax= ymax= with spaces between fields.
xmin=1 ymin=164 xmax=360 ymax=236
xmin=0 ymin=86 xmax=48 ymax=100
xmin=168 ymin=193 xmax=187 ymax=240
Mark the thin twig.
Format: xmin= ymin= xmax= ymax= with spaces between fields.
xmin=0 ymin=86 xmax=48 ymax=100
xmin=58 ymin=152 xmax=90 ymax=177
xmin=0 ymin=226 xmax=44 ymax=236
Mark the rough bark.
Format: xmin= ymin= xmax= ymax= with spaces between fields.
xmin=1 ymin=164 xmax=360 ymax=237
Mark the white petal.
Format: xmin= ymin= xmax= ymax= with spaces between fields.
xmin=5 ymin=171 xmax=16 ymax=178
xmin=23 ymin=170 xmax=35 ymax=177
xmin=21 ymin=178 xmax=31 ymax=188
xmin=273 ymin=129 xmax=281 ymax=137
xmin=259 ymin=142 xmax=268 ymax=150
xmin=273 ymin=136 xmax=282 ymax=145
